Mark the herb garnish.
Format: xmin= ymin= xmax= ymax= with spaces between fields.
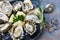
xmin=13 ymin=14 xmax=25 ymax=23
xmin=35 ymin=7 xmax=44 ymax=28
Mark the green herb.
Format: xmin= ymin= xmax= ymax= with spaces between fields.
xmin=13 ymin=15 xmax=25 ymax=23
xmin=36 ymin=7 xmax=45 ymax=28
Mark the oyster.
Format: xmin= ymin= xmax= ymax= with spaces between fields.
xmin=44 ymin=4 xmax=54 ymax=13
xmin=13 ymin=26 xmax=23 ymax=39
xmin=25 ymin=13 xmax=40 ymax=23
xmin=0 ymin=1 xmax=12 ymax=16
xmin=9 ymin=21 xmax=24 ymax=40
xmin=0 ymin=22 xmax=12 ymax=33
xmin=28 ymin=10 xmax=40 ymax=16
xmin=0 ymin=12 xmax=8 ymax=23
xmin=24 ymin=22 xmax=36 ymax=35
xmin=13 ymin=1 xmax=23 ymax=11
xmin=22 ymin=0 xmax=33 ymax=13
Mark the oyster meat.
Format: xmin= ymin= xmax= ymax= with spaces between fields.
xmin=22 ymin=0 xmax=33 ymax=13
xmin=13 ymin=1 xmax=23 ymax=11
xmin=0 ymin=1 xmax=12 ymax=16
xmin=25 ymin=14 xmax=40 ymax=23
xmin=0 ymin=12 xmax=8 ymax=23
xmin=9 ymin=20 xmax=24 ymax=40
xmin=24 ymin=22 xmax=36 ymax=35
xmin=0 ymin=22 xmax=12 ymax=32
xmin=13 ymin=26 xmax=23 ymax=39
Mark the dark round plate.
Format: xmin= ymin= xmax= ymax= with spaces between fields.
xmin=0 ymin=0 xmax=44 ymax=40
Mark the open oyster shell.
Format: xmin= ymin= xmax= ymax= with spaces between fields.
xmin=13 ymin=1 xmax=23 ymax=11
xmin=9 ymin=21 xmax=24 ymax=40
xmin=25 ymin=13 xmax=40 ymax=23
xmin=24 ymin=22 xmax=36 ymax=35
xmin=13 ymin=26 xmax=23 ymax=39
xmin=0 ymin=1 xmax=12 ymax=16
xmin=0 ymin=22 xmax=12 ymax=33
xmin=22 ymin=0 xmax=33 ymax=13
xmin=0 ymin=12 xmax=8 ymax=23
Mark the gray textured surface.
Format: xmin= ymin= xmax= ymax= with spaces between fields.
xmin=41 ymin=0 xmax=60 ymax=27
xmin=37 ymin=29 xmax=60 ymax=40
xmin=37 ymin=0 xmax=60 ymax=40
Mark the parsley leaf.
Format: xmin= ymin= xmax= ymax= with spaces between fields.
xmin=13 ymin=15 xmax=25 ymax=23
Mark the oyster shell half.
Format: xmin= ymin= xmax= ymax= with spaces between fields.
xmin=13 ymin=1 xmax=23 ymax=11
xmin=9 ymin=21 xmax=24 ymax=40
xmin=25 ymin=13 xmax=40 ymax=23
xmin=0 ymin=22 xmax=12 ymax=33
xmin=0 ymin=1 xmax=12 ymax=16
xmin=24 ymin=22 xmax=36 ymax=35
xmin=0 ymin=12 xmax=8 ymax=23
xmin=22 ymin=0 xmax=33 ymax=13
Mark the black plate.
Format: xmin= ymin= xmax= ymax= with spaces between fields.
xmin=0 ymin=0 xmax=44 ymax=40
